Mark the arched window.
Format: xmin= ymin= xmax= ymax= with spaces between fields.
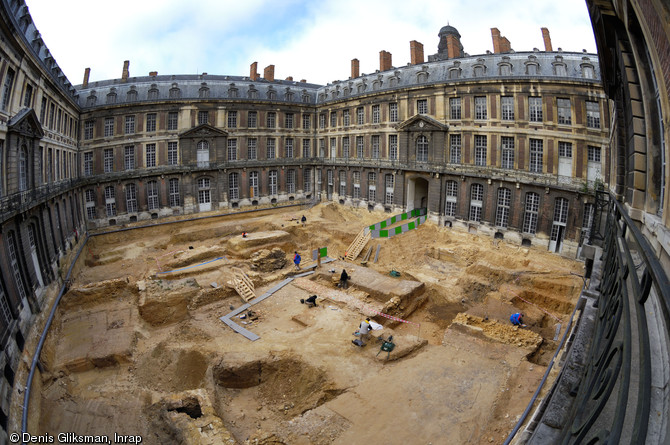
xmin=495 ymin=188 xmax=511 ymax=227
xmin=228 ymin=172 xmax=239 ymax=200
xmin=169 ymin=178 xmax=180 ymax=207
xmin=104 ymin=185 xmax=116 ymax=217
xmin=269 ymin=170 xmax=278 ymax=195
xmin=445 ymin=180 xmax=458 ymax=216
xmin=469 ymin=184 xmax=484 ymax=222
xmin=522 ymin=192 xmax=540 ymax=234
xmin=19 ymin=145 xmax=27 ymax=191
xmin=198 ymin=177 xmax=211 ymax=207
xmin=147 ymin=180 xmax=159 ymax=210
xmin=126 ymin=183 xmax=137 ymax=213
xmin=249 ymin=171 xmax=259 ymax=198
xmin=416 ymin=136 xmax=428 ymax=162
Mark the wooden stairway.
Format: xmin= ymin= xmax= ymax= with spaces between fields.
xmin=230 ymin=267 xmax=256 ymax=302
xmin=345 ymin=229 xmax=371 ymax=261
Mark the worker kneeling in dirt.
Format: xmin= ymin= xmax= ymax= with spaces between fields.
xmin=352 ymin=317 xmax=372 ymax=347
xmin=510 ymin=312 xmax=526 ymax=327
xmin=300 ymin=295 xmax=318 ymax=308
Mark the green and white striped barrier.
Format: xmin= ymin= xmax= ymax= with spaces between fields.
xmin=369 ymin=208 xmax=427 ymax=238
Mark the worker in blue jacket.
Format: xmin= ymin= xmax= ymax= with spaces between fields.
xmin=510 ymin=312 xmax=526 ymax=327
xmin=293 ymin=251 xmax=301 ymax=270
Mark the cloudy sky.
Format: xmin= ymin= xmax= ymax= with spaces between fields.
xmin=25 ymin=0 xmax=597 ymax=87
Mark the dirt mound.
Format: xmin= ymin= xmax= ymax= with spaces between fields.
xmin=451 ymin=313 xmax=543 ymax=349
xmin=61 ymin=278 xmax=138 ymax=310
xmin=213 ymin=352 xmax=344 ymax=417
xmin=138 ymin=278 xmax=200 ymax=326
xmin=251 ymin=247 xmax=288 ymax=272
xmin=136 ymin=343 xmax=209 ymax=392
xmin=319 ymin=203 xmax=347 ymax=222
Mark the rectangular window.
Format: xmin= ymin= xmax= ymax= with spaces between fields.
xmin=247 ymin=111 xmax=258 ymax=128
xmin=501 ymin=136 xmax=515 ymax=169
xmin=343 ymin=109 xmax=351 ymax=126
xmin=266 ymin=138 xmax=276 ymax=159
xmin=302 ymin=114 xmax=311 ymax=129
xmin=198 ymin=110 xmax=209 ymax=125
xmin=248 ymin=138 xmax=257 ymax=160
xmin=319 ymin=113 xmax=326 ymax=129
xmin=124 ymin=146 xmax=135 ymax=170
xmin=285 ymin=113 xmax=294 ymax=129
xmin=353 ymin=171 xmax=361 ymax=199
xmin=356 ymin=136 xmax=364 ymax=158
xmin=228 ymin=139 xmax=237 ymax=160
xmin=450 ymin=134 xmax=461 ymax=164
xmin=501 ymin=96 xmax=514 ymax=121
xmin=389 ymin=103 xmax=398 ymax=122
xmin=495 ymin=188 xmax=511 ymax=228
xmin=285 ymin=138 xmax=294 ymax=158
xmin=228 ymin=174 xmax=239 ymax=200
xmin=104 ymin=148 xmax=114 ymax=173
xmin=85 ymin=189 xmax=96 ymax=219
xmin=330 ymin=111 xmax=337 ymax=127
xmin=415 ymin=99 xmax=427 ymax=114
xmin=146 ymin=113 xmax=157 ymax=132
xmin=146 ymin=144 xmax=156 ymax=167
xmin=267 ymin=112 xmax=276 ymax=128
xmin=450 ymin=97 xmax=461 ymax=120
xmin=559 ymin=141 xmax=573 ymax=158
xmin=23 ymin=83 xmax=33 ymax=108
xmin=1 ymin=68 xmax=15 ymax=110
xmin=84 ymin=120 xmax=94 ymax=140
xmin=389 ymin=135 xmax=398 ymax=160
xmin=557 ymin=98 xmax=571 ymax=125
xmin=586 ymin=101 xmax=601 ymax=128
xmin=474 ymin=135 xmax=487 ymax=166
xmin=372 ymin=105 xmax=380 ymax=124
xmin=523 ymin=193 xmax=540 ymax=234
xmin=343 ymin=137 xmax=350 ymax=158
xmin=371 ymin=135 xmax=380 ymax=158
xmin=125 ymin=115 xmax=135 ymax=134
xmin=588 ymin=145 xmax=601 ymax=162
xmin=385 ymin=174 xmax=394 ymax=205
xmin=228 ymin=110 xmax=238 ymax=128
xmin=529 ymin=139 xmax=543 ymax=173
xmin=319 ymin=139 xmax=325 ymax=158
xmin=529 ymin=97 xmax=543 ymax=122
xmin=469 ymin=184 xmax=484 ymax=222
xmin=330 ymin=138 xmax=337 ymax=158
xmin=357 ymin=107 xmax=364 ymax=125
xmin=475 ymin=96 xmax=487 ymax=120
xmin=302 ymin=139 xmax=310 ymax=158
xmin=339 ymin=171 xmax=347 ymax=196
xmin=84 ymin=152 xmax=93 ymax=176
xmin=168 ymin=142 xmax=178 ymax=165
xmin=445 ymin=181 xmax=458 ymax=217
xmin=167 ymin=111 xmax=178 ymax=130
xmin=269 ymin=170 xmax=278 ymax=195
xmin=104 ymin=117 xmax=114 ymax=137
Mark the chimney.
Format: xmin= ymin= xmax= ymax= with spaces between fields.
xmin=264 ymin=64 xmax=275 ymax=82
xmin=446 ymin=35 xmax=461 ymax=59
xmin=82 ymin=68 xmax=90 ymax=88
xmin=541 ymin=27 xmax=553 ymax=51
xmin=300 ymin=79 xmax=306 ymax=83
xmin=410 ymin=40 xmax=424 ymax=65
xmin=500 ymin=37 xmax=511 ymax=52
xmin=380 ymin=50 xmax=392 ymax=71
xmin=491 ymin=28 xmax=501 ymax=53
xmin=149 ymin=71 xmax=158 ymax=77
xmin=250 ymin=62 xmax=259 ymax=81
xmin=351 ymin=58 xmax=360 ymax=78
xmin=121 ymin=60 xmax=130 ymax=82
xmin=286 ymin=76 xmax=293 ymax=81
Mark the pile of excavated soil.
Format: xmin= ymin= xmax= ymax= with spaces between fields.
xmin=32 ymin=203 xmax=585 ymax=444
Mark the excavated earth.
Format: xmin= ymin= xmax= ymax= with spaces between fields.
xmin=30 ymin=203 xmax=585 ymax=444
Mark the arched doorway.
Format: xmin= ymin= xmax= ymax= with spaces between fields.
xmin=406 ymin=176 xmax=429 ymax=211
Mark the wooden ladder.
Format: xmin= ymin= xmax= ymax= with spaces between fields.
xmin=231 ymin=267 xmax=256 ymax=302
xmin=345 ymin=229 xmax=371 ymax=261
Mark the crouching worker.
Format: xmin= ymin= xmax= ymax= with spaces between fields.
xmin=510 ymin=312 xmax=526 ymax=327
xmin=352 ymin=317 xmax=372 ymax=347
xmin=300 ymin=295 xmax=318 ymax=308
xmin=339 ymin=269 xmax=349 ymax=289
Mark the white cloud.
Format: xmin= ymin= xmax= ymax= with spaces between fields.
xmin=25 ymin=0 xmax=597 ymax=86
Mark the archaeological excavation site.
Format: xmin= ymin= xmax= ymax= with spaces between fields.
xmin=18 ymin=203 xmax=584 ymax=444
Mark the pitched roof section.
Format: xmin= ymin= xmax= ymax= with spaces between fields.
xmin=396 ymin=114 xmax=449 ymax=132
xmin=7 ymin=108 xmax=45 ymax=138
xmin=178 ymin=123 xmax=229 ymax=138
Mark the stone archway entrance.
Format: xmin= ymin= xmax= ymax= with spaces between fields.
xmin=406 ymin=176 xmax=429 ymax=211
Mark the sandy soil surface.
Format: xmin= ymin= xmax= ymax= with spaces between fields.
xmin=33 ymin=203 xmax=584 ymax=444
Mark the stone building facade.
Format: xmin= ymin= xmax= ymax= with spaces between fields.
xmin=0 ymin=0 xmax=612 ymax=439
